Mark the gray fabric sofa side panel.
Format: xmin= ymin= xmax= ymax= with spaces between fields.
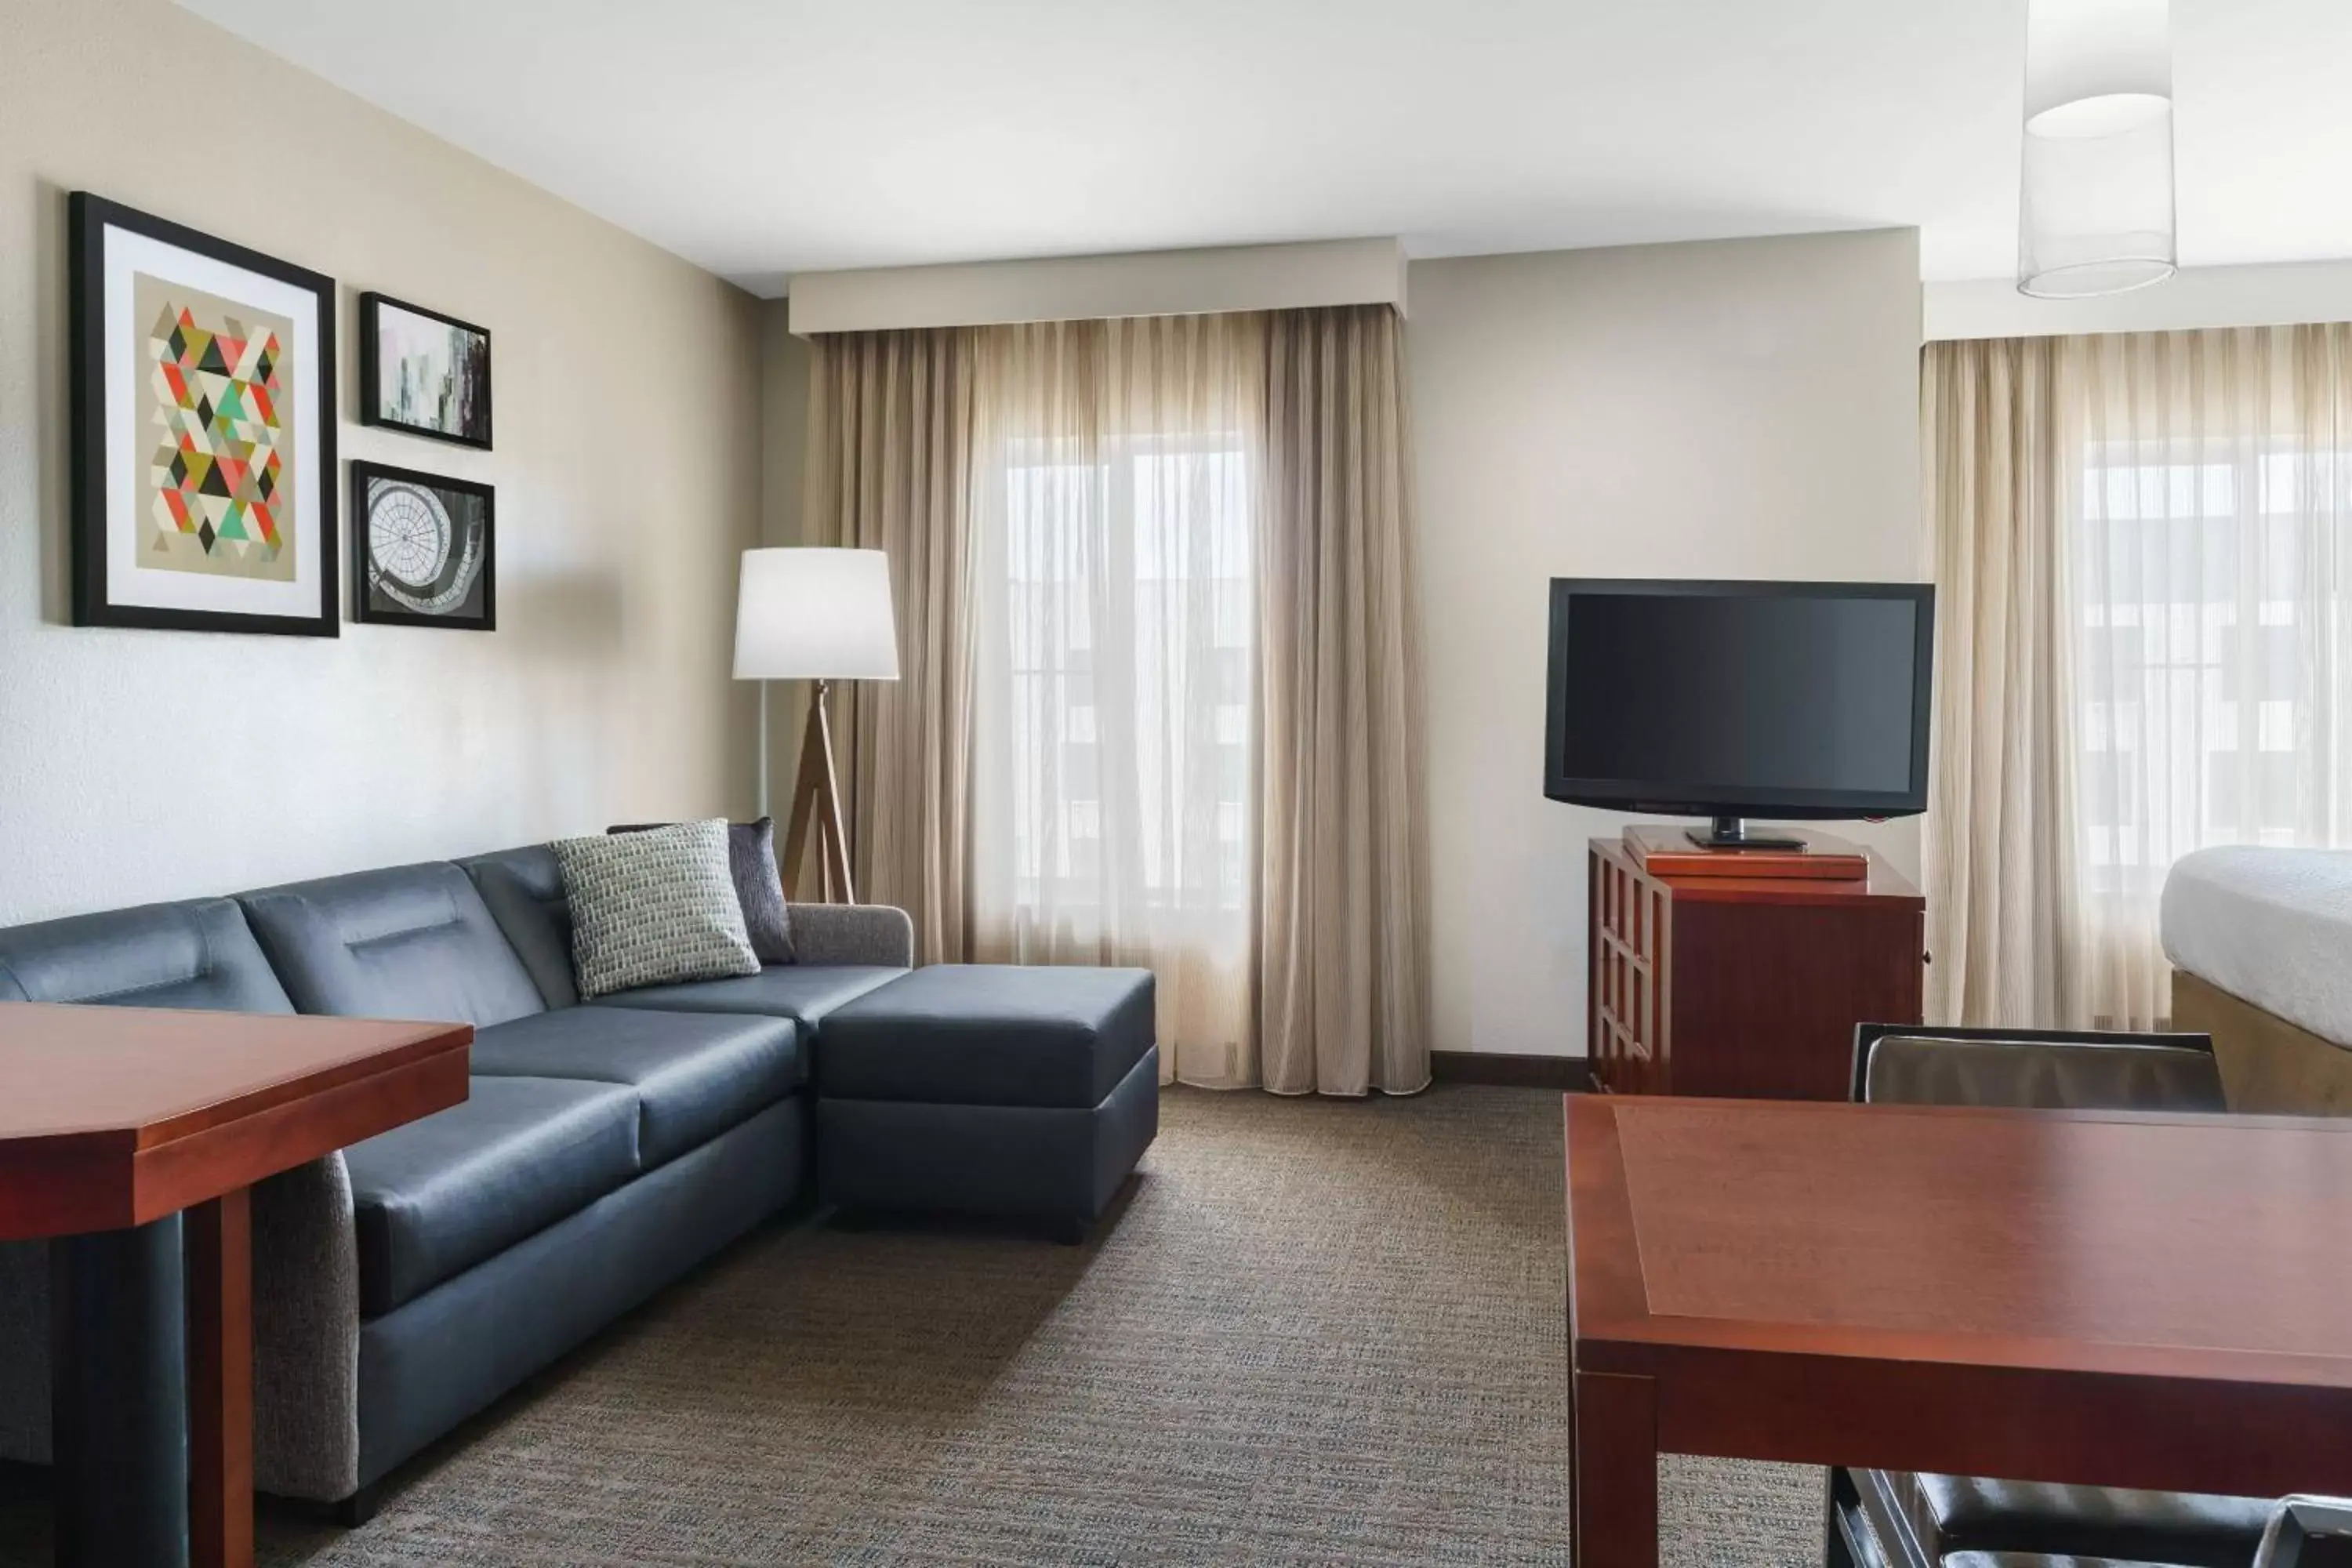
xmin=0 ymin=1178 xmax=361 ymax=1499
xmin=458 ymin=844 xmax=579 ymax=1009
xmin=0 ymin=897 xmax=362 ymax=1500
xmin=0 ymin=1243 xmax=45 ymax=1466
xmin=252 ymin=1154 xmax=363 ymax=1501
xmin=818 ymin=1044 xmax=1159 ymax=1222
xmin=355 ymin=1097 xmax=804 ymax=1488
xmin=786 ymin=903 xmax=915 ymax=968
xmin=238 ymin=861 xmax=546 ymax=1025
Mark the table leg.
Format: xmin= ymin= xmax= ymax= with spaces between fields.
xmin=1570 ymin=1370 xmax=1657 ymax=1568
xmin=187 ymin=1188 xmax=255 ymax=1568
xmin=50 ymin=1214 xmax=189 ymax=1568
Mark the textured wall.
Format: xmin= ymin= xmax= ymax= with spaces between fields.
xmin=0 ymin=0 xmax=764 ymax=923
xmin=1407 ymin=230 xmax=1925 ymax=1058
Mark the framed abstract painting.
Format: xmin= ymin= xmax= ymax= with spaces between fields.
xmin=359 ymin=292 xmax=492 ymax=449
xmin=69 ymin=192 xmax=339 ymax=637
xmin=350 ymin=460 xmax=495 ymax=630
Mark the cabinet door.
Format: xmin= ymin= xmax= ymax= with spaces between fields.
xmin=1668 ymin=902 xmax=1916 ymax=1100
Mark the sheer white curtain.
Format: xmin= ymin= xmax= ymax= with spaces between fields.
xmin=1924 ymin=325 xmax=2352 ymax=1029
xmin=2071 ymin=325 xmax=2352 ymax=1026
xmin=968 ymin=316 xmax=1262 ymax=1087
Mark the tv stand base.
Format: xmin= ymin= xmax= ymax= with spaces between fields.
xmin=1685 ymin=816 xmax=1806 ymax=851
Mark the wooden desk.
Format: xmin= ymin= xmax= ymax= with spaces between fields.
xmin=1564 ymin=1094 xmax=2352 ymax=1566
xmin=0 ymin=1003 xmax=470 ymax=1568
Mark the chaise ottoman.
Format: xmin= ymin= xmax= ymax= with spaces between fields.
xmin=814 ymin=964 xmax=1158 ymax=1241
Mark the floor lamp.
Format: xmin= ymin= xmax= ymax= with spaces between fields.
xmin=733 ymin=548 xmax=900 ymax=903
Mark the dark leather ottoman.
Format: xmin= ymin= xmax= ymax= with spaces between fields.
xmin=814 ymin=964 xmax=1158 ymax=1240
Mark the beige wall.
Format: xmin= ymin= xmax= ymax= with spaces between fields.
xmin=1406 ymin=229 xmax=1925 ymax=1059
xmin=0 ymin=0 xmax=764 ymax=924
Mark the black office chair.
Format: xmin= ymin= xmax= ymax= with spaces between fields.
xmin=1932 ymin=1497 xmax=2352 ymax=1568
xmin=1825 ymin=1022 xmax=2271 ymax=1568
xmin=2257 ymin=1498 xmax=2352 ymax=1568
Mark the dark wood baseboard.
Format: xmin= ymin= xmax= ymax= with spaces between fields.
xmin=1430 ymin=1051 xmax=1584 ymax=1090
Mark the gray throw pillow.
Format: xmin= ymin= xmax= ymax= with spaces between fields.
xmin=608 ymin=817 xmax=795 ymax=964
xmin=552 ymin=819 xmax=761 ymax=1000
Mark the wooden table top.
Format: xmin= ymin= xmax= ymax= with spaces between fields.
xmin=0 ymin=1002 xmax=471 ymax=1237
xmin=1567 ymin=1094 xmax=2352 ymax=1390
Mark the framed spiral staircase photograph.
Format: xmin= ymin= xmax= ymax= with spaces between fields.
xmin=348 ymin=459 xmax=495 ymax=630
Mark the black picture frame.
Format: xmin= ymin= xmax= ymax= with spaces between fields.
xmin=69 ymin=191 xmax=339 ymax=637
xmin=358 ymin=292 xmax=492 ymax=450
xmin=350 ymin=460 xmax=496 ymax=630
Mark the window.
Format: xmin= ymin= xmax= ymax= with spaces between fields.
xmin=2075 ymin=437 xmax=2347 ymax=902
xmin=999 ymin=433 xmax=1253 ymax=914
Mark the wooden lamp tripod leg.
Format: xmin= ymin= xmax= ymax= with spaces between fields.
xmin=779 ymin=679 xmax=856 ymax=905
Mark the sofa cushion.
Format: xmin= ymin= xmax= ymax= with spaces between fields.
xmin=815 ymin=964 xmax=1156 ymax=1109
xmin=343 ymin=1076 xmax=640 ymax=1317
xmin=0 ymin=898 xmax=292 ymax=1013
xmin=459 ymin=844 xmax=579 ymax=1009
xmin=238 ymin=862 xmax=546 ymax=1026
xmin=552 ymin=822 xmax=760 ymax=1000
xmin=593 ymin=964 xmax=906 ymax=1030
xmin=470 ymin=1007 xmax=803 ymax=1167
xmin=1908 ymin=1473 xmax=2269 ymax=1568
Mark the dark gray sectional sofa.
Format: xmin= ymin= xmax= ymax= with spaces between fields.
xmin=0 ymin=844 xmax=916 ymax=1515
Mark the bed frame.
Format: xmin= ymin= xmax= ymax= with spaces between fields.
xmin=2171 ymin=967 xmax=2352 ymax=1116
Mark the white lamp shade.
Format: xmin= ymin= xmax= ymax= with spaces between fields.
xmin=2018 ymin=0 xmax=2176 ymax=299
xmin=732 ymin=548 xmax=900 ymax=681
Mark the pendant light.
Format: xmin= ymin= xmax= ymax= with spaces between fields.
xmin=2018 ymin=0 xmax=2176 ymax=298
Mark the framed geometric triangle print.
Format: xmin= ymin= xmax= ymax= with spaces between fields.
xmin=69 ymin=191 xmax=339 ymax=637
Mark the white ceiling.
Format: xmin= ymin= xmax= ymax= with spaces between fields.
xmin=183 ymin=0 xmax=2352 ymax=296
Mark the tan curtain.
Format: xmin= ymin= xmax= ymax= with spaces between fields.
xmin=2070 ymin=326 xmax=2352 ymax=1026
xmin=1922 ymin=326 xmax=2352 ymax=1029
xmin=967 ymin=314 xmax=1262 ymax=1088
xmin=1921 ymin=337 xmax=2089 ymax=1028
xmin=806 ymin=305 xmax=1432 ymax=1097
xmin=1256 ymin=305 xmax=1432 ymax=1096
xmin=804 ymin=328 xmax=980 ymax=964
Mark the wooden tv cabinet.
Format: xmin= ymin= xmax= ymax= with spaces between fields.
xmin=1586 ymin=830 xmax=1925 ymax=1100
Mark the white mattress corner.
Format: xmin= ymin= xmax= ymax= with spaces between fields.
xmin=2161 ymin=845 xmax=2352 ymax=1047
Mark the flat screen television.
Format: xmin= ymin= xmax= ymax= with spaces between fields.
xmin=1544 ymin=578 xmax=1934 ymax=848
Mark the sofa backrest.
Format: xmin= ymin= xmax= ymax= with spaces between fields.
xmin=238 ymin=862 xmax=546 ymax=1026
xmin=457 ymin=844 xmax=579 ymax=1009
xmin=0 ymin=897 xmax=295 ymax=1013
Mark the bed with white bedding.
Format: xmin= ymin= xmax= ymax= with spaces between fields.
xmin=2161 ymin=845 xmax=2352 ymax=1112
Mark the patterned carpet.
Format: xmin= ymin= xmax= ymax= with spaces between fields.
xmin=0 ymin=1085 xmax=1823 ymax=1566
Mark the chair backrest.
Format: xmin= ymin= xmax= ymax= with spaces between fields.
xmin=237 ymin=862 xmax=547 ymax=1026
xmin=2258 ymin=1497 xmax=2352 ymax=1568
xmin=1860 ymin=1029 xmax=2226 ymax=1112
xmin=0 ymin=897 xmax=294 ymax=1014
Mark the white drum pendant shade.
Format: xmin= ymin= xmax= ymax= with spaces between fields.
xmin=2019 ymin=0 xmax=2176 ymax=299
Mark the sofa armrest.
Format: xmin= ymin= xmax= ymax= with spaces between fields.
xmin=0 ymin=1154 xmax=362 ymax=1502
xmin=789 ymin=902 xmax=914 ymax=968
xmin=252 ymin=1153 xmax=361 ymax=1502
